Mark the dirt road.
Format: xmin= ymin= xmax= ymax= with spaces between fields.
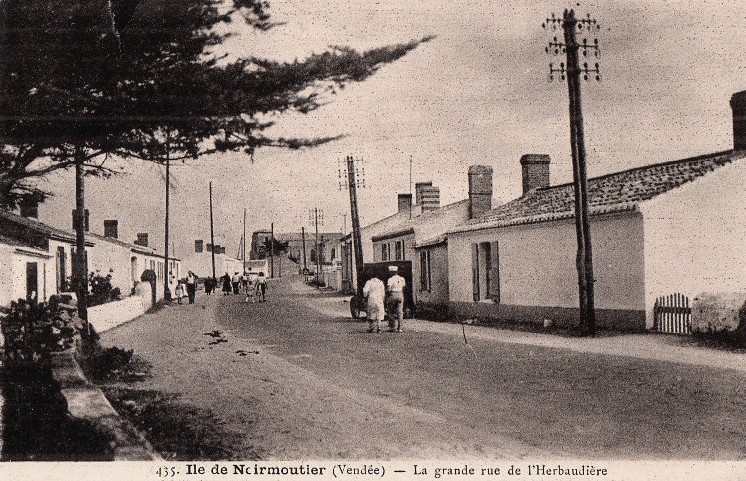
xmin=100 ymin=276 xmax=746 ymax=460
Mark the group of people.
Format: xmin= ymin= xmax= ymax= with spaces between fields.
xmin=171 ymin=271 xmax=199 ymax=305
xmin=170 ymin=270 xmax=267 ymax=305
xmin=218 ymin=271 xmax=267 ymax=303
xmin=362 ymin=265 xmax=406 ymax=333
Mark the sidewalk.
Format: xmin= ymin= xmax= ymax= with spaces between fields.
xmin=307 ymin=288 xmax=746 ymax=373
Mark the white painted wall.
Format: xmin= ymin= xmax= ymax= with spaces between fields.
xmin=10 ymin=249 xmax=52 ymax=302
xmin=448 ymin=213 xmax=646 ymax=311
xmin=88 ymin=238 xmax=132 ymax=295
xmin=0 ymin=245 xmax=15 ymax=308
xmin=640 ymin=157 xmax=746 ymax=327
xmin=47 ymin=239 xmax=75 ymax=296
xmin=417 ymin=244 xmax=449 ymax=306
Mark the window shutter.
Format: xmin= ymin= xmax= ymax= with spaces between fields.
xmin=489 ymin=241 xmax=500 ymax=303
xmin=420 ymin=250 xmax=428 ymax=291
xmin=471 ymin=243 xmax=479 ymax=301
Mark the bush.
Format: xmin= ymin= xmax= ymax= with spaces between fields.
xmin=1 ymin=297 xmax=84 ymax=365
xmin=78 ymin=344 xmax=151 ymax=383
xmin=89 ymin=273 xmax=120 ymax=307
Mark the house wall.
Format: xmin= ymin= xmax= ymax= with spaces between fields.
xmin=10 ymin=249 xmax=52 ymax=303
xmin=48 ymin=239 xmax=75 ymax=296
xmin=341 ymin=206 xmax=422 ymax=293
xmin=0 ymin=245 xmax=15 ymax=308
xmin=448 ymin=212 xmax=646 ymax=330
xmin=640 ymin=157 xmax=746 ymax=328
xmin=88 ymin=239 xmax=132 ymax=295
xmin=417 ymin=243 xmax=449 ymax=307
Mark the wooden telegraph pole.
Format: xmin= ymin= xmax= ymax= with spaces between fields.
xmin=342 ymin=155 xmax=365 ymax=299
xmin=544 ymin=10 xmax=601 ymax=335
xmin=243 ymin=208 xmax=247 ymax=273
xmin=163 ymin=141 xmax=171 ymax=301
xmin=301 ymin=226 xmax=307 ymax=272
xmin=209 ymin=182 xmax=216 ymax=280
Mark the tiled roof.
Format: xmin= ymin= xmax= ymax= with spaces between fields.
xmin=373 ymin=199 xmax=469 ymax=242
xmin=87 ymin=232 xmax=178 ymax=260
xmin=0 ymin=210 xmax=90 ymax=244
xmin=451 ymin=150 xmax=744 ymax=233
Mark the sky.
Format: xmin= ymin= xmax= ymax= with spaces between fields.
xmin=35 ymin=0 xmax=746 ymax=260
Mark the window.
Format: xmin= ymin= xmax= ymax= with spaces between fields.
xmin=381 ymin=243 xmax=390 ymax=261
xmin=472 ymin=241 xmax=500 ymax=303
xmin=395 ymin=240 xmax=404 ymax=260
xmin=420 ymin=250 xmax=431 ymax=292
xmin=56 ymin=246 xmax=66 ymax=292
xmin=26 ymin=262 xmax=38 ymax=300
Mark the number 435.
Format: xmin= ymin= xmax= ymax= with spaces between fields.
xmin=155 ymin=466 xmax=178 ymax=477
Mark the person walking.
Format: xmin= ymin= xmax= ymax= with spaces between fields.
xmin=255 ymin=272 xmax=267 ymax=302
xmin=221 ymin=272 xmax=232 ymax=296
xmin=386 ymin=266 xmax=406 ymax=332
xmin=174 ymin=280 xmax=185 ymax=304
xmin=231 ymin=272 xmax=241 ymax=295
xmin=186 ymin=271 xmax=198 ymax=304
xmin=363 ymin=276 xmax=385 ymax=333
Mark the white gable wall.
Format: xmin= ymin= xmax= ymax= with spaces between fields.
xmin=640 ymin=157 xmax=746 ymax=328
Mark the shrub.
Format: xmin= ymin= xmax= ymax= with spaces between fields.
xmin=1 ymin=297 xmax=84 ymax=365
xmin=89 ymin=273 xmax=120 ymax=307
xmin=78 ymin=344 xmax=151 ymax=383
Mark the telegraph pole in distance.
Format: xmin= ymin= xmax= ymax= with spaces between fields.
xmin=309 ymin=208 xmax=323 ymax=286
xmin=544 ymin=9 xmax=601 ymax=335
xmin=243 ymin=208 xmax=247 ymax=273
xmin=301 ymin=226 xmax=307 ymax=273
xmin=270 ymin=222 xmax=275 ymax=278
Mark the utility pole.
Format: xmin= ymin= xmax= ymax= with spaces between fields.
xmin=209 ymin=182 xmax=216 ymax=280
xmin=301 ymin=226 xmax=307 ymax=272
xmin=544 ymin=9 xmax=601 ymax=335
xmin=339 ymin=155 xmax=365 ymax=299
xmin=243 ymin=208 xmax=247 ymax=273
xmin=73 ymin=146 xmax=89 ymax=330
xmin=270 ymin=222 xmax=275 ymax=278
xmin=163 ymin=137 xmax=171 ymax=302
xmin=309 ymin=208 xmax=323 ymax=286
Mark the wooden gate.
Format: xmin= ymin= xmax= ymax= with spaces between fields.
xmin=654 ymin=293 xmax=692 ymax=334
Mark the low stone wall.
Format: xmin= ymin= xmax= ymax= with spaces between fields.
xmin=692 ymin=292 xmax=746 ymax=333
xmin=88 ymin=296 xmax=147 ymax=334
xmin=50 ymin=351 xmax=160 ymax=461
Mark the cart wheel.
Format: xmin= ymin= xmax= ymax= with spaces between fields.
xmin=350 ymin=296 xmax=362 ymax=319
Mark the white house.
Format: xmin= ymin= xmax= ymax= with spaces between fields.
xmin=370 ymin=170 xmax=494 ymax=310
xmin=0 ymin=209 xmax=88 ymax=308
xmin=87 ymin=225 xmax=180 ymax=301
xmin=447 ymin=142 xmax=746 ymax=331
xmin=339 ymin=195 xmax=425 ymax=294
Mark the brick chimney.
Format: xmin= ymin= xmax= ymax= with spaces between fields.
xmin=19 ymin=199 xmax=38 ymax=218
xmin=397 ymin=193 xmax=413 ymax=213
xmin=135 ymin=233 xmax=148 ymax=247
xmin=520 ymin=154 xmax=551 ymax=195
xmin=730 ymin=90 xmax=746 ymax=150
xmin=415 ymin=182 xmax=440 ymax=211
xmin=104 ymin=220 xmax=118 ymax=238
xmin=72 ymin=209 xmax=89 ymax=232
xmin=195 ymin=240 xmax=204 ymax=253
xmin=468 ymin=165 xmax=493 ymax=219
